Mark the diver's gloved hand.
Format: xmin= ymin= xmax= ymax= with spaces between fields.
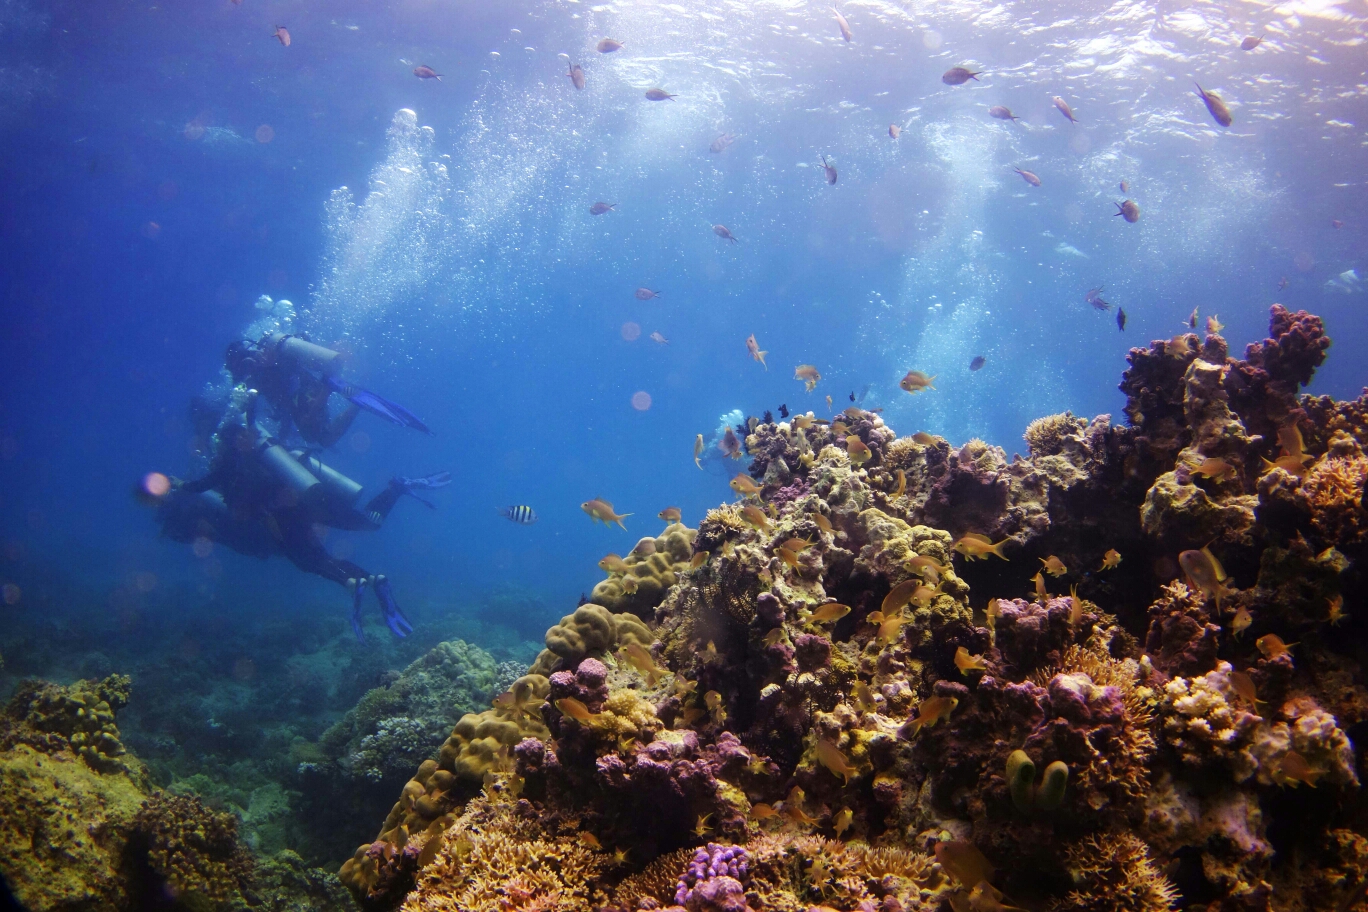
xmin=373 ymin=575 xmax=412 ymax=638
xmin=347 ymin=577 xmax=370 ymax=642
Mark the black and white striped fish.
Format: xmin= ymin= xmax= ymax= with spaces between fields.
xmin=500 ymin=505 xmax=538 ymax=525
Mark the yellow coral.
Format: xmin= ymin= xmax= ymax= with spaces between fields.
xmin=1051 ymin=832 xmax=1178 ymax=912
xmin=530 ymin=606 xmax=653 ymax=676
xmin=591 ymin=523 xmax=698 ymax=617
xmin=1024 ymin=412 xmax=1088 ymax=458
xmin=1302 ymin=453 xmax=1368 ymax=545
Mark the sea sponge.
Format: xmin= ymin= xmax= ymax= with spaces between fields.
xmin=743 ymin=833 xmax=939 ymax=912
xmin=1302 ymin=452 xmax=1368 ymax=547
xmin=130 ymin=792 xmax=254 ymax=907
xmin=592 ymin=523 xmax=698 ymax=618
xmin=530 ymin=605 xmax=654 ymax=675
xmin=1050 ymin=831 xmax=1178 ymax=912
xmin=1159 ymin=662 xmax=1262 ymax=777
xmin=1246 ymin=697 xmax=1358 ymax=789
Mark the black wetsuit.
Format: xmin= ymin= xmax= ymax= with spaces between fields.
xmin=246 ymin=358 xmax=361 ymax=449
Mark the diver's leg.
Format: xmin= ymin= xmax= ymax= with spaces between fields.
xmin=315 ymin=401 xmax=361 ymax=448
xmin=331 ymin=472 xmax=453 ymax=531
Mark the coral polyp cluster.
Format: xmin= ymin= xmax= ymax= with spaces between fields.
xmin=343 ymin=306 xmax=1367 ymax=912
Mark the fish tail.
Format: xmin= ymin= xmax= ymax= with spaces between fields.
xmin=991 ymin=541 xmax=1010 ymax=560
xmin=616 ymin=514 xmax=633 ymax=530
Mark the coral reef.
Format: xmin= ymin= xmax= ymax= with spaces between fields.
xmin=591 ymin=523 xmax=699 ymax=619
xmin=131 ymin=792 xmax=255 ymax=907
xmin=342 ymin=307 xmax=1367 ymax=912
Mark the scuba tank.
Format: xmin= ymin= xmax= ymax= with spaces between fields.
xmin=292 ymin=451 xmax=363 ymax=506
xmin=261 ymin=331 xmax=346 ymax=376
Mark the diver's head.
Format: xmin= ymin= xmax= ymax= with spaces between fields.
xmin=225 ymin=340 xmax=262 ymax=382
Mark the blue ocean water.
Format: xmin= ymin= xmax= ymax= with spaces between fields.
xmin=1 ymin=1 xmax=1364 ymax=691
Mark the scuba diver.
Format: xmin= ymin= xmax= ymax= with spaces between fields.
xmin=224 ymin=331 xmax=432 ymax=447
xmin=156 ymin=392 xmax=448 ymax=641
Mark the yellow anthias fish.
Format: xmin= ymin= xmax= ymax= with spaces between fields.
xmin=1067 ymin=583 xmax=1083 ymax=626
xmin=688 ymin=550 xmax=710 ymax=569
xmin=812 ymin=512 xmax=833 ymax=535
xmin=1189 ymin=456 xmax=1237 ymax=482
xmin=912 ymin=432 xmax=937 ymax=445
xmin=618 ymin=643 xmax=666 ymax=686
xmin=899 ymin=370 xmax=937 ymax=393
xmin=582 ymin=498 xmax=632 ymax=530
xmin=833 ymin=807 xmax=853 ymax=838
xmin=781 ymin=537 xmax=814 ymax=553
xmin=1256 ymin=634 xmax=1297 ymax=661
xmin=750 ymin=803 xmax=778 ymax=820
xmin=1099 ymin=549 xmax=1121 ymax=571
xmin=795 ymin=364 xmax=822 ymax=392
xmin=891 ymin=468 xmax=906 ymax=498
xmin=762 ymin=628 xmax=788 ymax=648
xmin=1227 ymin=670 xmax=1262 ymax=706
xmin=741 ymin=504 xmax=772 ymax=532
xmin=1178 ymin=546 xmax=1234 ymax=609
xmin=852 ymin=680 xmax=878 ymax=714
xmin=777 ymin=547 xmax=800 ymax=569
xmin=1328 ymin=594 xmax=1347 ymax=625
xmin=1261 ymin=454 xmax=1311 ymax=478
xmin=910 ymin=583 xmax=940 ymax=609
xmin=900 ymin=695 xmax=957 ymax=738
xmin=1278 ymin=750 xmax=1324 ymax=788
xmin=730 ymin=474 xmax=763 ymax=496
xmin=659 ymin=506 xmax=682 ymax=523
xmin=954 ymin=646 xmax=987 ymax=674
xmin=1030 ymin=571 xmax=1048 ymax=602
xmin=782 ymin=786 xmax=818 ymax=825
xmin=846 ymin=435 xmax=872 ymax=465
xmin=806 ymin=602 xmax=852 ymax=625
xmin=693 ymin=434 xmax=704 ymax=469
xmin=953 ymin=533 xmax=1010 ymax=561
xmin=883 ymin=579 xmax=921 ymax=614
xmin=620 ymin=576 xmax=639 ymax=594
xmin=556 ymin=697 xmax=599 ymax=723
xmin=1277 ymin=422 xmax=1312 ymax=465
xmin=1231 ymin=606 xmax=1252 ymax=637
xmin=815 ymin=737 xmax=857 ymax=784
xmin=599 ymin=553 xmax=630 ymax=574
xmin=793 ymin=414 xmax=816 ymax=430
xmin=1207 ymin=315 xmax=1224 ymax=334
xmin=746 ymin=334 xmax=768 ymax=370
xmin=907 ymin=554 xmax=945 ymax=585
xmin=1039 ymin=555 xmax=1067 ymax=577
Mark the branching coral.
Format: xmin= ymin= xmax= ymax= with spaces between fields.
xmin=1050 ymin=832 xmax=1178 ymax=912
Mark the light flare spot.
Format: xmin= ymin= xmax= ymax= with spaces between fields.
xmin=1 ymin=583 xmax=20 ymax=605
xmin=631 ymin=391 xmax=652 ymax=411
xmin=255 ymin=124 xmax=275 ymax=143
xmin=142 ymin=472 xmax=171 ymax=497
xmin=621 ymin=321 xmax=642 ymax=341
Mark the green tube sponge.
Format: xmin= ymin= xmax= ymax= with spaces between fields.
xmin=1037 ymin=760 xmax=1069 ymax=810
xmin=1006 ymin=750 xmax=1036 ymax=813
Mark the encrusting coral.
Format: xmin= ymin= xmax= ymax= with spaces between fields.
xmin=341 ymin=306 xmax=1368 ymax=912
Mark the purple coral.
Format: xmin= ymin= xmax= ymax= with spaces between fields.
xmin=675 ymin=843 xmax=751 ymax=911
xmin=794 ymin=633 xmax=831 ymax=673
xmin=769 ymin=475 xmax=810 ymax=507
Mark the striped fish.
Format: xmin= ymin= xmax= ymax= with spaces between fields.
xmin=500 ymin=505 xmax=538 ymax=525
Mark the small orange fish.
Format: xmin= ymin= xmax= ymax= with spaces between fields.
xmin=883 ymin=579 xmax=921 ymax=615
xmin=599 ymin=553 xmax=630 ymax=574
xmin=877 ymin=611 xmax=906 ymax=647
xmin=1030 ymin=571 xmax=1048 ymax=602
xmin=659 ymin=506 xmax=682 ymax=523
xmin=1328 ymin=594 xmax=1347 ymax=625
xmin=812 ymin=513 xmax=834 ymax=535
xmin=741 ymin=504 xmax=772 ymax=532
xmin=1178 ymin=547 xmax=1234 ymax=609
xmin=912 ymin=432 xmax=937 ymax=445
xmin=891 ymin=468 xmax=906 ymax=498
xmin=688 ymin=550 xmax=710 ymax=569
xmin=900 ymin=695 xmax=957 ymax=738
xmin=730 ymin=474 xmax=763 ymax=496
xmin=985 ymin=598 xmax=1000 ymax=632
xmin=413 ymin=65 xmax=442 ymax=80
xmin=793 ymin=414 xmax=816 ymax=430
xmin=556 ymin=697 xmax=598 ymax=722
xmin=846 ymin=436 xmax=872 ymax=466
xmin=1278 ymin=750 xmax=1324 ymax=788
xmin=1039 ymin=555 xmax=1067 ymax=577
xmin=907 ymin=554 xmax=945 ymax=584
xmin=1277 ymin=423 xmax=1310 ymax=463
xmin=762 ymin=628 xmax=787 ymax=648
xmin=1189 ymin=457 xmax=1237 ymax=482
xmin=620 ymin=576 xmax=639 ymax=594
xmin=781 ymin=538 xmax=814 ymax=553
xmin=1099 ymin=549 xmax=1121 ymax=571
xmin=815 ymin=737 xmax=857 ymax=784
xmin=1256 ymin=634 xmax=1296 ymax=661
xmin=953 ymin=533 xmax=1009 ymax=561
xmin=1227 ymin=670 xmax=1262 ymax=706
xmin=582 ymin=498 xmax=632 ymax=530
xmin=831 ymin=420 xmax=851 ymax=437
xmin=1261 ymin=454 xmax=1310 ymax=478
xmin=1231 ymin=606 xmax=1252 ymax=637
xmin=1067 ymin=584 xmax=1083 ymax=626
xmin=746 ymin=334 xmax=768 ymax=370
xmin=1166 ymin=334 xmax=1197 ymax=358
xmin=781 ymin=786 xmax=818 ymax=825
xmin=579 ymin=831 xmax=602 ymax=849
xmin=900 ymin=370 xmax=937 ymax=394
xmin=833 ymin=807 xmax=853 ymax=838
xmin=644 ymin=87 xmax=678 ymax=101
xmin=273 ymin=25 xmax=291 ymax=46
xmin=618 ymin=643 xmax=666 ymax=686
xmin=750 ymin=803 xmax=778 ymax=820
xmin=826 ymin=394 xmax=833 ymax=411
xmin=1207 ymin=315 xmax=1224 ymax=334
xmin=795 ymin=364 xmax=822 ymax=392
xmin=852 ymin=681 xmax=877 ymax=714
xmin=807 ymin=602 xmax=852 ymax=624
xmin=693 ymin=434 xmax=704 ymax=469
xmin=954 ymin=646 xmax=987 ymax=674
xmin=910 ymin=583 xmax=939 ymax=608
xmin=777 ymin=547 xmax=800 ymax=569
xmin=933 ymin=840 xmax=994 ymax=890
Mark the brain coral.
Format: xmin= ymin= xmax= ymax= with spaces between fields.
xmin=591 ymin=522 xmax=698 ymax=618
xmin=530 ymin=604 xmax=653 ymax=675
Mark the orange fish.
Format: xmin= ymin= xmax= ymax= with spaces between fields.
xmin=852 ymin=681 xmax=878 ymax=714
xmin=1256 ymin=634 xmax=1296 ymax=661
xmin=933 ymin=840 xmax=994 ymax=890
xmin=1166 ymin=334 xmax=1196 ymax=358
xmin=899 ymin=370 xmax=936 ymax=393
xmin=1278 ymin=750 xmax=1323 ymax=788
xmin=815 ymin=737 xmax=857 ymax=784
xmin=1030 ymin=571 xmax=1048 ymax=602
xmin=781 ymin=538 xmax=814 ymax=553
xmin=985 ymin=598 xmax=1000 ymax=631
xmin=1189 ymin=457 xmax=1237 ymax=482
xmin=1231 ymin=606 xmax=1252 ymax=637
xmin=688 ymin=550 xmax=710 ymax=569
xmin=746 ymin=334 xmax=768 ymax=370
xmin=781 ymin=786 xmax=817 ymax=825
xmin=693 ymin=434 xmax=704 ymax=469
xmin=882 ymin=579 xmax=922 ymax=615
xmin=730 ymin=474 xmax=763 ymax=496
xmin=273 ymin=25 xmax=291 ymax=46
xmin=907 ymin=554 xmax=945 ymax=584
xmin=1067 ymin=584 xmax=1083 ymax=626
xmin=891 ymin=468 xmax=906 ymax=498
xmin=1328 ymin=594 xmax=1347 ymax=625
xmin=1277 ymin=423 xmax=1310 ymax=464
xmin=1099 ymin=549 xmax=1121 ymax=571
xmin=877 ymin=611 xmax=906 ymax=647
xmin=1178 ymin=547 xmax=1233 ymax=609
xmin=912 ymin=432 xmax=937 ymax=445
xmin=659 ymin=506 xmax=681 ymax=523
xmin=556 ymin=697 xmax=598 ymax=722
xmin=719 ymin=427 xmax=743 ymax=460
xmin=1227 ymin=670 xmax=1262 ymax=706
xmin=762 ymin=628 xmax=787 ymax=648
xmin=953 ymin=533 xmax=1009 ymax=561
xmin=741 ymin=504 xmax=772 ymax=532
xmin=795 ymin=364 xmax=822 ymax=392
xmin=1207 ymin=315 xmax=1224 ymax=334
xmin=713 ymin=224 xmax=738 ymax=243
xmin=846 ymin=436 xmax=872 ymax=465
xmin=806 ymin=602 xmax=851 ymax=625
xmin=1039 ymin=555 xmax=1067 ymax=577
xmin=900 ymin=695 xmax=957 ymax=738
xmin=618 ymin=643 xmax=666 ymax=686
xmin=598 ymin=553 xmax=630 ymax=574
xmin=793 ymin=414 xmax=816 ymax=430
xmin=812 ymin=513 xmax=834 ymax=535
xmin=833 ymin=807 xmax=853 ymax=838
xmin=1261 ymin=455 xmax=1310 ymax=477
xmin=954 ymin=646 xmax=987 ymax=674
xmin=750 ymin=803 xmax=778 ymax=820
xmin=582 ymin=498 xmax=632 ymax=530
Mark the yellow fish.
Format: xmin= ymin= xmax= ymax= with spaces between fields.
xmin=688 ymin=550 xmax=710 ymax=569
xmin=620 ymin=576 xmax=639 ymax=594
xmin=953 ymin=533 xmax=1009 ymax=561
xmin=1231 ymin=606 xmax=1252 ymax=637
xmin=1189 ymin=456 xmax=1237 ymax=482
xmin=730 ymin=474 xmax=763 ymax=496
xmin=762 ymin=628 xmax=787 ymax=648
xmin=1278 ymin=750 xmax=1323 ymax=788
xmin=581 ymin=498 xmax=632 ymax=530
xmin=900 ymin=695 xmax=957 ymax=738
xmin=907 ymin=554 xmax=944 ymax=584
xmin=659 ymin=506 xmax=682 ymax=523
xmin=831 ymin=420 xmax=851 ymax=437
xmin=781 ymin=537 xmax=814 ymax=553
xmin=910 ymin=583 xmax=940 ymax=609
xmin=883 ymin=579 xmax=921 ymax=614
xmin=795 ymin=364 xmax=822 ymax=392
xmin=899 ymin=370 xmax=937 ymax=393
xmin=556 ymin=697 xmax=599 ymax=723
xmin=1207 ymin=315 xmax=1224 ymax=334
xmin=877 ymin=611 xmax=906 ymax=647
xmin=833 ymin=807 xmax=853 ymax=838
xmin=806 ymin=602 xmax=852 ymax=624
xmin=852 ymin=680 xmax=877 ymax=714
xmin=741 ymin=504 xmax=772 ymax=532
xmin=891 ymin=468 xmax=906 ymax=498
xmin=705 ymin=690 xmax=727 ymax=723
xmin=782 ymin=786 xmax=818 ymax=825
xmin=793 ymin=414 xmax=816 ymax=430
xmin=954 ymin=646 xmax=987 ymax=674
xmin=1228 ymin=670 xmax=1262 ymax=706
xmin=777 ymin=547 xmax=800 ymax=569
xmin=815 ymin=737 xmax=857 ymax=784
xmin=1039 ymin=555 xmax=1067 ymax=577
xmin=693 ymin=434 xmax=704 ymax=469
xmin=1099 ymin=549 xmax=1121 ymax=571
xmin=599 ymin=553 xmax=630 ymax=574
xmin=618 ymin=643 xmax=666 ymax=686
xmin=749 ymin=803 xmax=778 ymax=820
xmin=1256 ymin=634 xmax=1296 ymax=661
xmin=912 ymin=432 xmax=936 ymax=445
xmin=1030 ymin=571 xmax=1048 ymax=602
xmin=1277 ymin=422 xmax=1313 ymax=466
xmin=1067 ymin=583 xmax=1083 ymax=626
xmin=1178 ymin=547 xmax=1234 ymax=609
xmin=1261 ymin=454 xmax=1310 ymax=478
xmin=1328 ymin=594 xmax=1347 ymax=625
xmin=812 ymin=512 xmax=833 ymax=535
xmin=846 ymin=435 xmax=872 ymax=465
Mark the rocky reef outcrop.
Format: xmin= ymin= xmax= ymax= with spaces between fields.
xmin=339 ymin=305 xmax=1365 ymax=912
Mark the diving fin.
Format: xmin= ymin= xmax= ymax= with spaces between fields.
xmin=327 ymin=377 xmax=433 ymax=435
xmin=347 ymin=576 xmax=370 ymax=642
xmin=373 ymin=575 xmax=412 ymax=638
